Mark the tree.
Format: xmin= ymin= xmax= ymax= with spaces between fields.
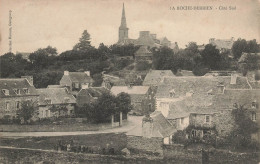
xmin=232 ymin=39 xmax=259 ymax=59
xmin=73 ymin=30 xmax=92 ymax=51
xmin=201 ymin=44 xmax=221 ymax=70
xmin=185 ymin=42 xmax=199 ymax=53
xmin=116 ymin=92 xmax=132 ymax=114
xmin=229 ymin=105 xmax=259 ymax=150
xmin=17 ymin=100 xmax=38 ymax=124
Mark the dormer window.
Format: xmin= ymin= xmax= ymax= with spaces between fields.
xmin=13 ymin=89 xmax=21 ymax=95
xmin=205 ymin=115 xmax=211 ymax=123
xmin=169 ymin=89 xmax=175 ymax=98
xmin=2 ymin=89 xmax=9 ymax=96
xmin=64 ymin=97 xmax=70 ymax=103
xmin=74 ymin=83 xmax=79 ymax=89
xmin=251 ymin=112 xmax=256 ymax=121
xmin=23 ymin=88 xmax=29 ymax=94
xmin=44 ymin=98 xmax=52 ymax=104
xmin=252 ymin=101 xmax=257 ymax=109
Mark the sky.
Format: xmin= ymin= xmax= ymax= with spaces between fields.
xmin=0 ymin=0 xmax=259 ymax=54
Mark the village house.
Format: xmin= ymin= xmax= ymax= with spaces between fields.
xmin=0 ymin=77 xmax=39 ymax=119
xmin=238 ymin=52 xmax=260 ymax=73
xmin=76 ymin=86 xmax=109 ymax=107
xmin=60 ymin=71 xmax=94 ymax=95
xmin=155 ymin=75 xmax=252 ymax=114
xmin=134 ymin=45 xmax=153 ymax=63
xmin=36 ymin=88 xmax=76 ymax=118
xmin=209 ymin=37 xmax=234 ymax=53
xmin=110 ymin=85 xmax=154 ymax=115
xmin=127 ymin=111 xmax=176 ymax=145
xmin=142 ymin=70 xmax=175 ymax=87
xmin=101 ymin=73 xmax=126 ymax=90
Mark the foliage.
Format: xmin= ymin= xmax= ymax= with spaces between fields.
xmin=109 ymin=44 xmax=140 ymax=56
xmin=172 ymin=130 xmax=189 ymax=145
xmin=73 ymin=30 xmax=92 ymax=51
xmin=227 ymin=105 xmax=259 ymax=150
xmin=17 ymin=100 xmax=38 ymax=124
xmin=92 ymin=73 xmax=103 ymax=87
xmin=135 ymin=61 xmax=151 ymax=71
xmin=201 ymin=44 xmax=222 ymax=70
xmin=75 ymin=92 xmax=132 ymax=123
xmin=232 ymin=39 xmax=259 ymax=59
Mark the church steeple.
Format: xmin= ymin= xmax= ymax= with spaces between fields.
xmin=120 ymin=3 xmax=127 ymax=28
xmin=118 ymin=3 xmax=129 ymax=44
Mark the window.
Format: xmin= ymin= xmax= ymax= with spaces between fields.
xmin=23 ymin=88 xmax=29 ymax=94
xmin=64 ymin=97 xmax=70 ymax=103
xmin=169 ymin=89 xmax=175 ymax=97
xmin=44 ymin=98 xmax=52 ymax=104
xmin=252 ymin=112 xmax=256 ymax=121
xmin=252 ymin=101 xmax=257 ymax=109
xmin=181 ymin=118 xmax=184 ymax=124
xmin=74 ymin=83 xmax=79 ymax=89
xmin=13 ymin=89 xmax=21 ymax=95
xmin=2 ymin=89 xmax=9 ymax=96
xmin=5 ymin=102 xmax=10 ymax=111
xmin=16 ymin=101 xmax=21 ymax=109
xmin=205 ymin=115 xmax=211 ymax=123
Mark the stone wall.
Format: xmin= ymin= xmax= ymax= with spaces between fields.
xmin=214 ymin=110 xmax=234 ymax=137
xmin=0 ymin=96 xmax=39 ymax=118
xmin=126 ymin=135 xmax=163 ymax=155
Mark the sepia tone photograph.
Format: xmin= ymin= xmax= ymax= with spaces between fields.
xmin=0 ymin=0 xmax=260 ymax=163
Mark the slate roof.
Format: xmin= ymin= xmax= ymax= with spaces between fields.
xmin=176 ymin=70 xmax=194 ymax=76
xmin=127 ymin=111 xmax=176 ymax=138
xmin=135 ymin=46 xmax=152 ymax=56
xmin=143 ymin=70 xmax=175 ymax=86
xmin=167 ymin=99 xmax=218 ymax=120
xmin=110 ymin=86 xmax=150 ymax=95
xmin=67 ymin=72 xmax=94 ymax=83
xmin=0 ymin=78 xmax=38 ymax=98
xmin=213 ymin=89 xmax=260 ymax=109
xmin=156 ymin=76 xmax=251 ymax=98
xmin=37 ymin=88 xmax=76 ymax=106
xmin=78 ymin=87 xmax=109 ymax=98
xmin=149 ymin=111 xmax=176 ymax=138
xmin=210 ymin=38 xmax=234 ymax=50
xmin=47 ymin=85 xmax=63 ymax=88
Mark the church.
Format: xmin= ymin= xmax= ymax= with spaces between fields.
xmin=117 ymin=3 xmax=179 ymax=51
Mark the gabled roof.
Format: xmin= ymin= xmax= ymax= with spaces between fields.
xmin=66 ymin=72 xmax=94 ymax=83
xmin=156 ymin=76 xmax=251 ymax=98
xmin=47 ymin=85 xmax=63 ymax=88
xmin=37 ymin=88 xmax=76 ymax=106
xmin=110 ymin=86 xmax=150 ymax=95
xmin=78 ymin=87 xmax=109 ymax=97
xmin=0 ymin=78 xmax=38 ymax=98
xmin=213 ymin=89 xmax=260 ymax=109
xmin=135 ymin=46 xmax=152 ymax=56
xmin=210 ymin=38 xmax=234 ymax=50
xmin=143 ymin=70 xmax=175 ymax=86
xmin=149 ymin=111 xmax=176 ymax=138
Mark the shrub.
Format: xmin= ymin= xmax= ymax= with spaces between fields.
xmin=135 ymin=61 xmax=151 ymax=71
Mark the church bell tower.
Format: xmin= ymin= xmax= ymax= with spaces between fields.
xmin=118 ymin=3 xmax=128 ymax=44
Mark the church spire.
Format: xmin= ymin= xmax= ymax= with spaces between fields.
xmin=120 ymin=3 xmax=127 ymax=28
xmin=118 ymin=3 xmax=129 ymax=43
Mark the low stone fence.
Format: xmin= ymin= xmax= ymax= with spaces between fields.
xmin=126 ymin=135 xmax=163 ymax=155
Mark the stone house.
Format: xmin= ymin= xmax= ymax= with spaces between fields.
xmin=110 ymin=85 xmax=154 ymax=115
xmin=76 ymin=87 xmax=109 ymax=107
xmin=127 ymin=111 xmax=176 ymax=147
xmin=60 ymin=71 xmax=94 ymax=95
xmin=101 ymin=73 xmax=126 ymax=90
xmin=209 ymin=37 xmax=234 ymax=53
xmin=0 ymin=77 xmax=39 ymax=119
xmin=36 ymin=88 xmax=76 ymax=118
xmin=134 ymin=45 xmax=153 ymax=63
xmin=143 ymin=70 xmax=175 ymax=87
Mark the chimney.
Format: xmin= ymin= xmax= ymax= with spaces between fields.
xmin=142 ymin=115 xmax=153 ymax=138
xmin=230 ymin=74 xmax=237 ymax=85
xmin=81 ymin=84 xmax=89 ymax=89
xmin=84 ymin=71 xmax=90 ymax=76
xmin=64 ymin=71 xmax=69 ymax=76
xmin=21 ymin=76 xmax=33 ymax=86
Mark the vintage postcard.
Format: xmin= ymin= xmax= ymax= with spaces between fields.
xmin=0 ymin=0 xmax=260 ymax=163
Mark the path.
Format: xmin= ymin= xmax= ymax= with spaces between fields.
xmin=0 ymin=115 xmax=143 ymax=138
